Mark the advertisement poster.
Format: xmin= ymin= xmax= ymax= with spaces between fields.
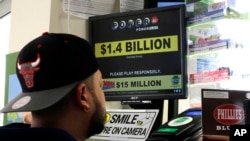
xmin=3 ymin=52 xmax=23 ymax=124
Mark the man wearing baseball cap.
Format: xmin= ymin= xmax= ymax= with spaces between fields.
xmin=0 ymin=32 xmax=106 ymax=141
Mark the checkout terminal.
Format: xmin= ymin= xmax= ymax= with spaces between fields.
xmin=147 ymin=108 xmax=202 ymax=141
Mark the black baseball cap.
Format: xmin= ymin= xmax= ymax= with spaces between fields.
xmin=1 ymin=32 xmax=98 ymax=113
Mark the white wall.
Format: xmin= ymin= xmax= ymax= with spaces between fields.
xmin=9 ymin=0 xmax=51 ymax=53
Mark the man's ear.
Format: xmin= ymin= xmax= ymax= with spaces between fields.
xmin=76 ymin=83 xmax=90 ymax=110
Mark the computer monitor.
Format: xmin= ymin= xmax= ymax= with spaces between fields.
xmin=88 ymin=4 xmax=187 ymax=102
xmin=144 ymin=0 xmax=185 ymax=8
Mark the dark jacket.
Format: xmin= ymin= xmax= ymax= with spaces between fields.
xmin=0 ymin=123 xmax=77 ymax=141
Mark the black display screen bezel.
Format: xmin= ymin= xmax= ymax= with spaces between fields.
xmin=88 ymin=4 xmax=187 ymax=101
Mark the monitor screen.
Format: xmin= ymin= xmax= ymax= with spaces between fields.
xmin=144 ymin=0 xmax=185 ymax=8
xmin=88 ymin=4 xmax=187 ymax=101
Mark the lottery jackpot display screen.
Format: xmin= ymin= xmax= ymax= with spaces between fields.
xmin=88 ymin=4 xmax=187 ymax=101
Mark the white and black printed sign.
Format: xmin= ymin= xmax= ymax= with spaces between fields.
xmin=91 ymin=109 xmax=159 ymax=141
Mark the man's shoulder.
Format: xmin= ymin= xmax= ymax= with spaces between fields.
xmin=0 ymin=123 xmax=77 ymax=141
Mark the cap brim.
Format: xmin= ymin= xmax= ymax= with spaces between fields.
xmin=1 ymin=82 xmax=78 ymax=113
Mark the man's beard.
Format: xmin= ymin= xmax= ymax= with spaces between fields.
xmin=87 ymin=97 xmax=105 ymax=138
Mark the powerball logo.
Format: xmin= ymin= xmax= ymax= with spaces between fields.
xmin=103 ymin=80 xmax=115 ymax=90
xmin=111 ymin=15 xmax=159 ymax=31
